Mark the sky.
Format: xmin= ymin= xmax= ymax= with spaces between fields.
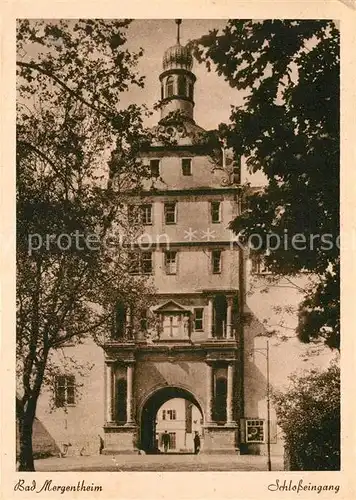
xmin=120 ymin=19 xmax=246 ymax=130
xmin=20 ymin=19 xmax=243 ymax=132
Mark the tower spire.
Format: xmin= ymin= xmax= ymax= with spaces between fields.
xmin=160 ymin=19 xmax=196 ymax=123
xmin=175 ymin=19 xmax=182 ymax=44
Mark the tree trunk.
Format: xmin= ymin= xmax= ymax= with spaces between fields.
xmin=18 ymin=397 xmax=37 ymax=471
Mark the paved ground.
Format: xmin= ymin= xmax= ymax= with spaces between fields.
xmin=35 ymin=453 xmax=284 ymax=472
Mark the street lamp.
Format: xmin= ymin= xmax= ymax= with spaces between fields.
xmin=250 ymin=339 xmax=271 ymax=471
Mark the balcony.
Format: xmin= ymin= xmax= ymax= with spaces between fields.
xmin=106 ymin=296 xmax=239 ymax=346
xmin=105 ymin=325 xmax=237 ymax=347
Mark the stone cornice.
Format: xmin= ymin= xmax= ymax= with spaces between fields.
xmin=159 ymin=68 xmax=197 ymax=82
xmin=125 ymin=240 xmax=237 ymax=249
xmin=125 ymin=186 xmax=241 ymax=197
xmin=103 ymin=341 xmax=240 ymax=364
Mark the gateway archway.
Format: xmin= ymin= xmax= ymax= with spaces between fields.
xmin=140 ymin=386 xmax=203 ymax=453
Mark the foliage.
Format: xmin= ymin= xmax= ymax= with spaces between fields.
xmin=192 ymin=20 xmax=340 ymax=349
xmin=272 ymin=362 xmax=340 ymax=471
xmin=16 ymin=19 xmax=154 ymax=470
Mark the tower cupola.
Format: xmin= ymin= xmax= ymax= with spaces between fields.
xmin=159 ymin=20 xmax=196 ymax=123
xmin=163 ymin=44 xmax=193 ymax=71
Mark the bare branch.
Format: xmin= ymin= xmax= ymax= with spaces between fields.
xmin=17 ymin=61 xmax=113 ymax=121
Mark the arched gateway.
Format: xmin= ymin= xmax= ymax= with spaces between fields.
xmin=102 ymin=342 xmax=240 ymax=454
xmin=102 ymin=20 xmax=242 ymax=456
xmin=140 ymin=386 xmax=203 ymax=453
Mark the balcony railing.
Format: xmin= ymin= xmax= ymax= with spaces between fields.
xmin=105 ymin=326 xmax=237 ymax=345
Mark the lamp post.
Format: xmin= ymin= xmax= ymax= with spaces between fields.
xmin=250 ymin=339 xmax=271 ymax=471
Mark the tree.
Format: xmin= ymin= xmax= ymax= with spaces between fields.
xmin=272 ymin=362 xmax=340 ymax=470
xmin=16 ymin=19 xmax=154 ymax=470
xmin=192 ymin=20 xmax=340 ymax=349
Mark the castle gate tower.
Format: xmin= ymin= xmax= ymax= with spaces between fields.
xmin=103 ymin=20 xmax=242 ymax=455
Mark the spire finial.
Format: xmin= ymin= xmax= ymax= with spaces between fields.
xmin=175 ymin=19 xmax=182 ymax=44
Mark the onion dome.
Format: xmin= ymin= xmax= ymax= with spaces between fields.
xmin=163 ymin=43 xmax=193 ymax=71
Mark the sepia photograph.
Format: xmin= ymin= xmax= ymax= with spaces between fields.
xmin=14 ymin=17 xmax=342 ymax=479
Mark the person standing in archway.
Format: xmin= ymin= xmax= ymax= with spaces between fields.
xmin=162 ymin=431 xmax=170 ymax=454
xmin=194 ymin=432 xmax=201 ymax=454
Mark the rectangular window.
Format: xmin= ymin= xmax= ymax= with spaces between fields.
xmin=246 ymin=419 xmax=265 ymax=443
xmin=167 ymin=409 xmax=177 ymax=420
xmin=164 ymin=202 xmax=177 ymax=224
xmin=194 ymin=308 xmax=204 ymax=331
xmin=129 ymin=253 xmax=140 ymax=275
xmin=181 ymin=158 xmax=192 ymax=176
xmin=142 ymin=252 xmax=153 ymax=274
xmin=129 ymin=252 xmax=153 ymax=275
xmin=150 ymin=159 xmax=160 ymax=177
xmin=55 ymin=375 xmax=75 ymax=407
xmin=141 ymin=204 xmax=152 ymax=225
xmin=128 ymin=205 xmax=140 ymax=225
xmin=212 ymin=250 xmax=222 ymax=274
xmin=211 ymin=201 xmax=221 ymax=223
xmin=165 ymin=251 xmax=177 ymax=275
xmin=128 ymin=204 xmax=152 ymax=225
